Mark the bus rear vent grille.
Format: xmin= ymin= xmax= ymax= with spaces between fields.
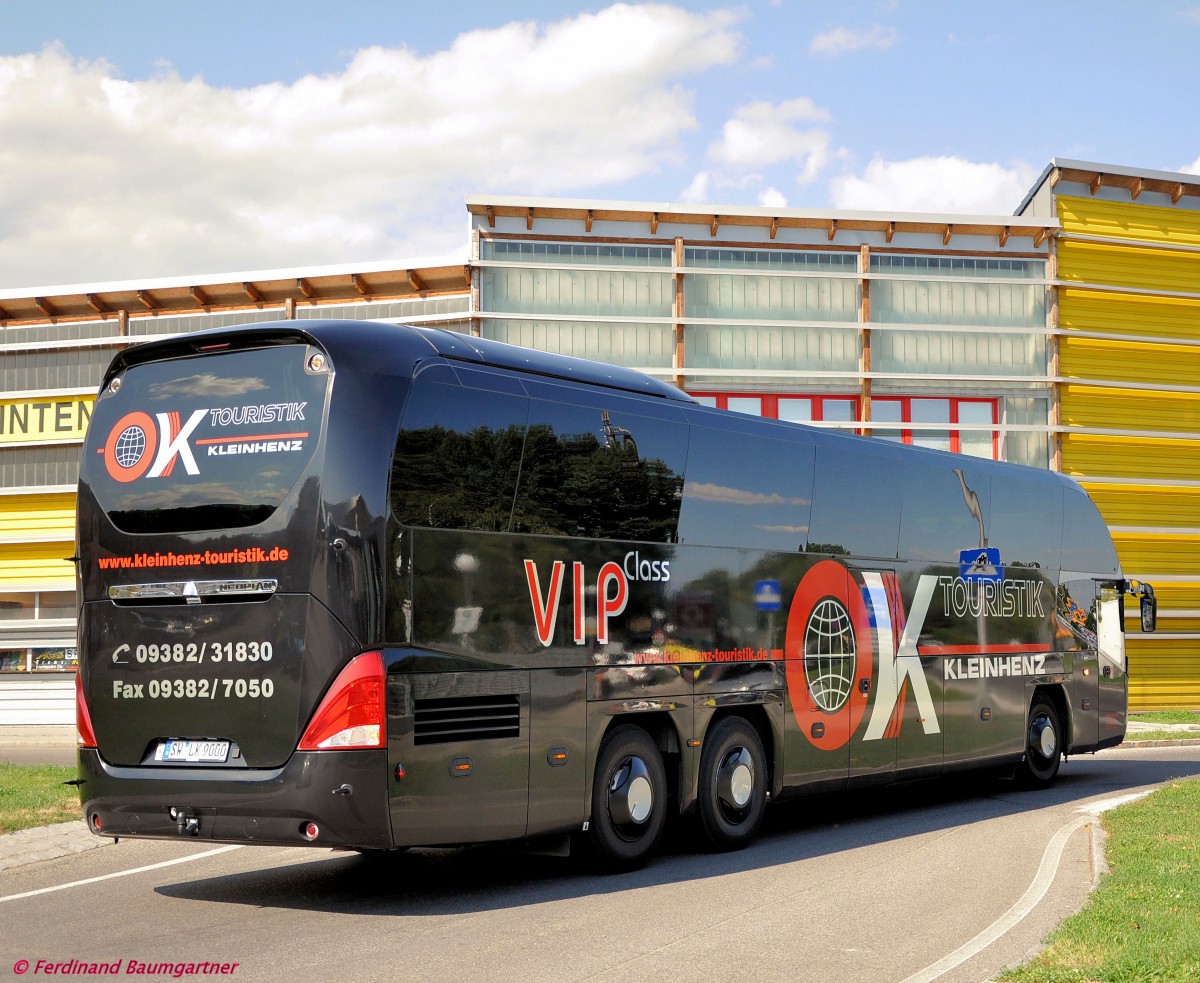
xmin=414 ymin=695 xmax=520 ymax=745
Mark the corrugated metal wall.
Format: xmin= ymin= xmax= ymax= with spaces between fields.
xmin=0 ymin=492 xmax=76 ymax=589
xmin=1056 ymin=193 xmax=1200 ymax=708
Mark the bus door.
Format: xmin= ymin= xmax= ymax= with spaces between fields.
xmin=782 ymin=560 xmax=866 ymax=791
xmin=1096 ymin=584 xmax=1127 ymax=745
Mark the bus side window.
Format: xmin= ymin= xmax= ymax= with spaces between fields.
xmin=808 ymin=443 xmax=902 ymax=559
xmin=895 ymin=458 xmax=989 ymax=564
xmin=391 ymin=377 xmax=529 ymax=532
xmin=677 ymin=427 xmax=815 ymax=550
xmin=1062 ymin=488 xmax=1120 ymax=577
xmin=513 ymin=399 xmax=687 ymax=543
xmin=988 ymin=473 xmax=1064 ymax=573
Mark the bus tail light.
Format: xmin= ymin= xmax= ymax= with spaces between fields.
xmin=298 ymin=651 xmax=386 ymax=750
xmin=76 ymin=671 xmax=98 ymax=748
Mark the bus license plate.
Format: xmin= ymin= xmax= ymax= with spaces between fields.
xmin=154 ymin=739 xmax=230 ymax=763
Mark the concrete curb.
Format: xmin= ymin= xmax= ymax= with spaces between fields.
xmin=0 ymin=820 xmax=113 ymax=874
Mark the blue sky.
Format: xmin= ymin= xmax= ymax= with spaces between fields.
xmin=2 ymin=1 xmax=1198 ymax=289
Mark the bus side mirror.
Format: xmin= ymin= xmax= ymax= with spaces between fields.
xmin=1141 ymin=595 xmax=1157 ymax=633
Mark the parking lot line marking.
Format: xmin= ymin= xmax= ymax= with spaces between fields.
xmin=0 ymin=845 xmax=242 ymax=904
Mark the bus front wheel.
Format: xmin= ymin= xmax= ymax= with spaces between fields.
xmin=1019 ymin=695 xmax=1062 ymax=787
xmin=697 ymin=717 xmax=767 ymax=851
xmin=588 ymin=725 xmax=667 ymax=871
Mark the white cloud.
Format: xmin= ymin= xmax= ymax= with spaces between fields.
xmin=829 ymin=155 xmax=1039 ymax=214
xmin=758 ymin=187 xmax=787 ymax=208
xmin=0 ymin=5 xmax=743 ymax=288
xmin=682 ymin=97 xmax=842 ymax=203
xmin=1181 ymin=155 xmax=1200 ymax=175
xmin=810 ymin=24 xmax=898 ymax=56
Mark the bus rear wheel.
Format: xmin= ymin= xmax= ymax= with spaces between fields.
xmin=697 ymin=717 xmax=767 ymax=851
xmin=1019 ymin=695 xmax=1062 ymax=787
xmin=588 ymin=725 xmax=667 ymax=871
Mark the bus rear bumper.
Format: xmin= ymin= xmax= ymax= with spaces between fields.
xmin=77 ymin=747 xmax=393 ymax=850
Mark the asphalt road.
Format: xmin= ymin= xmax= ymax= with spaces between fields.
xmin=3 ymin=744 xmax=1198 ymax=983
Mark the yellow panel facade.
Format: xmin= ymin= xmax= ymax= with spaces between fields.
xmin=1057 ymin=191 xmax=1200 ymax=710
xmin=1128 ymin=639 xmax=1200 ymax=709
xmin=0 ymin=493 xmax=77 ymax=540
xmin=1059 ymin=287 xmax=1200 ymax=342
xmin=1058 ymin=194 xmax=1200 ymax=247
xmin=1059 ymin=337 xmax=1200 ymax=388
xmin=0 ymin=542 xmax=75 ymax=589
xmin=1058 ymin=239 xmax=1200 ymax=295
xmin=1060 ymin=385 xmax=1200 ymax=434
xmin=1061 ymin=433 xmax=1200 ymax=481
xmin=1083 ymin=483 xmax=1200 ymax=529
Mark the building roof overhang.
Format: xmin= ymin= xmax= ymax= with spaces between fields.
xmin=0 ymin=254 xmax=470 ymax=326
xmin=466 ymin=194 xmax=1058 ymax=248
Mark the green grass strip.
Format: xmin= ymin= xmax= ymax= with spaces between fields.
xmin=0 ymin=763 xmax=80 ymax=834
xmin=1001 ymin=778 xmax=1200 ymax=982
xmin=1130 ymin=710 xmax=1200 ymax=726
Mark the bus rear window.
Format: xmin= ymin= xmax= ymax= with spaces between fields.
xmin=83 ymin=344 xmax=328 ymax=534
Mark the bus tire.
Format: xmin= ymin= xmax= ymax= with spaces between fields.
xmin=697 ymin=717 xmax=767 ymax=851
xmin=1019 ymin=695 xmax=1062 ymax=787
xmin=588 ymin=725 xmax=667 ymax=871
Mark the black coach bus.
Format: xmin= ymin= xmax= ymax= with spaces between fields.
xmin=74 ymin=320 xmax=1157 ymax=869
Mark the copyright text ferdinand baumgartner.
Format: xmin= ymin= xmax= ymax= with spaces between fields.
xmin=12 ymin=958 xmax=240 ymax=978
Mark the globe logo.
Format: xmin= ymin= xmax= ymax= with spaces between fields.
xmin=113 ymin=425 xmax=148 ymax=469
xmin=803 ymin=596 xmax=856 ymax=712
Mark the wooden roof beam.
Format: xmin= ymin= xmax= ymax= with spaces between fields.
xmin=1131 ymin=177 xmax=1144 ymax=201
xmin=485 ymin=205 xmax=496 ymax=228
xmin=827 ymin=219 xmax=837 ymax=242
xmin=1034 ymin=227 xmax=1050 ymax=248
xmin=1050 ymin=168 xmax=1062 ymax=189
xmin=190 ymin=286 xmax=210 ymax=307
xmin=585 ymin=209 xmax=593 ymax=233
xmin=242 ymin=281 xmax=264 ymax=304
xmin=407 ymin=269 xmax=426 ymax=292
xmin=296 ymin=277 xmax=315 ymax=300
xmin=462 ymin=265 xmax=472 ymax=287
xmin=710 ymin=215 xmax=720 ymax=237
xmin=526 ymin=207 xmax=534 ymax=231
xmin=86 ymin=293 xmax=110 ymax=315
xmin=999 ymin=226 xmax=1010 ymax=248
xmin=351 ymin=274 xmax=371 ymax=297
xmin=137 ymin=290 xmax=159 ymax=311
xmin=885 ymin=221 xmax=895 ymax=243
xmin=769 ymin=217 xmax=779 ymax=240
xmin=943 ymin=224 xmax=953 ymax=246
xmin=650 ymin=212 xmax=659 ymax=235
xmin=34 ymin=297 xmax=57 ymax=317
xmin=1173 ymin=183 xmax=1186 ymax=205
xmin=1090 ymin=173 xmax=1104 ymax=194
xmin=0 ymin=302 xmax=10 ymax=321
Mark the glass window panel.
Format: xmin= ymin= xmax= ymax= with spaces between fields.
xmin=821 ymin=399 xmax=856 ymax=423
xmin=726 ymin=397 xmax=762 ymax=417
xmin=912 ymin=398 xmax=951 ymax=452
xmin=481 ymin=266 xmax=672 ymax=318
xmin=0 ymin=593 xmax=35 ymax=620
xmin=988 ymin=472 xmax=1063 ymax=572
xmin=1004 ymin=397 xmax=1050 ymax=468
xmin=692 ymin=395 xmax=718 ymax=408
xmin=38 ymin=591 xmax=76 ymax=620
xmin=479 ymin=319 xmax=673 ymax=369
xmin=871 ymin=399 xmax=903 ymax=442
xmin=958 ymin=401 xmax=996 ymax=459
xmin=684 ymin=324 xmax=859 ymax=373
xmin=778 ymin=398 xmax=813 ymax=423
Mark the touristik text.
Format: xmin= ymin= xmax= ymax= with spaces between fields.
xmin=97 ymin=547 xmax=289 ymax=570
